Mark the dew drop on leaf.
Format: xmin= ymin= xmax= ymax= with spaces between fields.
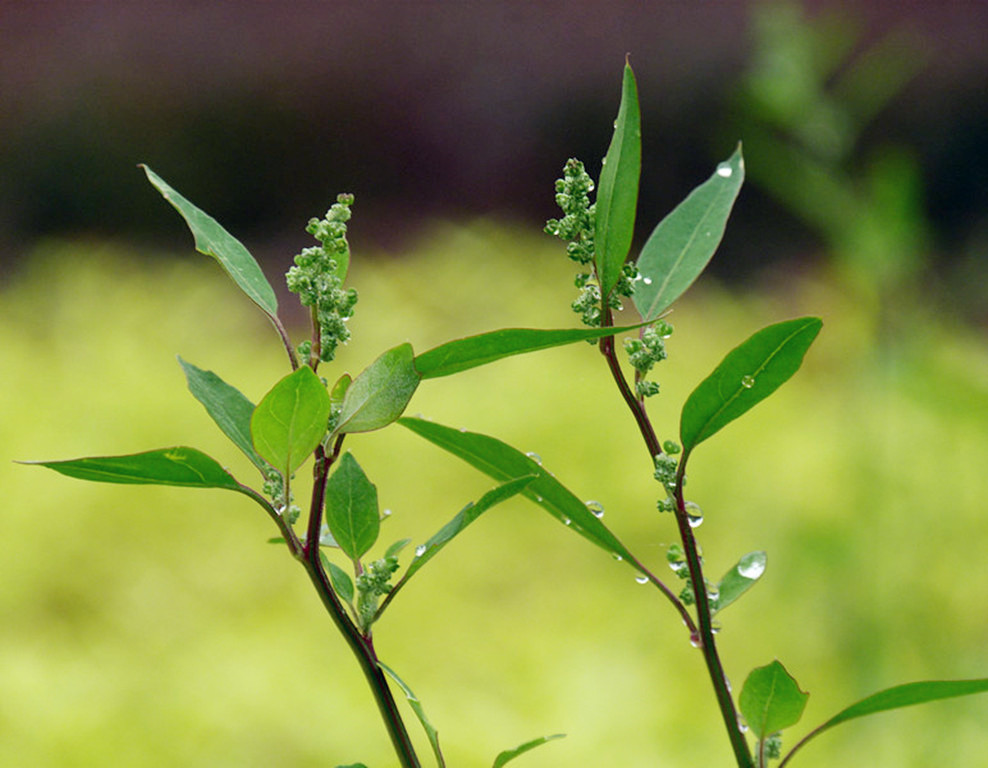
xmin=741 ymin=374 xmax=756 ymax=389
xmin=414 ymin=545 xmax=426 ymax=557
xmin=585 ymin=500 xmax=605 ymax=518
xmin=525 ymin=451 xmax=543 ymax=465
xmin=717 ymin=164 xmax=733 ymax=178
xmin=737 ymin=551 xmax=767 ymax=579
xmin=635 ymin=574 xmax=649 ymax=584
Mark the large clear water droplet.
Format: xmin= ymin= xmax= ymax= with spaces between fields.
xmin=414 ymin=544 xmax=426 ymax=557
xmin=525 ymin=451 xmax=542 ymax=465
xmin=741 ymin=374 xmax=755 ymax=389
xmin=685 ymin=501 xmax=704 ymax=528
xmin=717 ymin=164 xmax=733 ymax=178
xmin=635 ymin=574 xmax=649 ymax=585
xmin=585 ymin=500 xmax=605 ymax=519
xmin=689 ymin=632 xmax=702 ymax=648
xmin=738 ymin=551 xmax=767 ymax=580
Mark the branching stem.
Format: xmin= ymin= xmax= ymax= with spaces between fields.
xmin=600 ymin=307 xmax=754 ymax=768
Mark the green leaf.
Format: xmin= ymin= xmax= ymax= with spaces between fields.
xmin=384 ymin=538 xmax=412 ymax=559
xmin=141 ymin=166 xmax=278 ymax=317
xmin=714 ymin=551 xmax=767 ymax=614
xmin=338 ymin=344 xmax=420 ymax=434
xmin=414 ymin=324 xmax=644 ymax=379
xmin=335 ymin=764 xmax=368 ymax=768
xmin=398 ymin=418 xmax=638 ymax=563
xmin=330 ymin=373 xmax=352 ymax=408
xmin=23 ymin=447 xmax=248 ymax=494
xmin=387 ymin=477 xmax=534 ymax=606
xmin=680 ymin=317 xmax=822 ymax=454
xmin=379 ymin=662 xmax=445 ymax=768
xmin=595 ymin=60 xmax=641 ymax=297
xmin=740 ymin=660 xmax=809 ymax=739
xmin=492 ymin=734 xmax=565 ymax=768
xmin=179 ymin=357 xmax=267 ymax=471
xmin=251 ymin=366 xmax=331 ymax=476
xmin=783 ymin=679 xmax=988 ymax=766
xmin=324 ymin=452 xmax=379 ymax=560
xmin=323 ymin=555 xmax=355 ymax=604
xmin=633 ymin=145 xmax=745 ymax=321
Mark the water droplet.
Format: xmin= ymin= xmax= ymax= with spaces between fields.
xmin=562 ymin=517 xmax=572 ymax=526
xmin=741 ymin=374 xmax=755 ymax=389
xmin=525 ymin=451 xmax=543 ymax=465
xmin=414 ymin=545 xmax=426 ymax=557
xmin=458 ymin=427 xmax=468 ymax=433
xmin=382 ymin=508 xmax=392 ymax=517
xmin=601 ymin=157 xmax=607 ymax=166
xmin=612 ymin=553 xmax=623 ymax=562
xmin=535 ymin=495 xmax=544 ymax=503
xmin=635 ymin=574 xmax=649 ymax=585
xmin=642 ymin=276 xmax=653 ymax=285
xmin=668 ymin=560 xmax=688 ymax=576
xmin=737 ymin=714 xmax=748 ymax=733
xmin=738 ymin=551 xmax=767 ymax=580
xmin=706 ymin=585 xmax=720 ymax=603
xmin=585 ymin=500 xmax=605 ymax=519
xmin=711 ymin=621 xmax=722 ymax=634
xmin=717 ymin=164 xmax=733 ymax=178
xmin=689 ymin=632 xmax=702 ymax=648
xmin=685 ymin=501 xmax=704 ymax=528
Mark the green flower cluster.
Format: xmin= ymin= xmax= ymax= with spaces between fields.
xmin=356 ymin=555 xmax=400 ymax=631
xmin=262 ymin=468 xmax=300 ymax=524
xmin=545 ymin=159 xmax=638 ymax=327
xmin=286 ymin=194 xmax=359 ymax=363
xmin=624 ymin=319 xmax=674 ymax=398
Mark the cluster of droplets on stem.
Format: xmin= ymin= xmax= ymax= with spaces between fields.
xmin=544 ymin=158 xmax=637 ymax=328
xmin=285 ymin=193 xmax=359 ymax=363
xmin=666 ymin=543 xmax=720 ymax=619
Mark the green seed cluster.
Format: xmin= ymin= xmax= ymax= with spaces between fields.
xmin=625 ymin=319 xmax=673 ymax=398
xmin=286 ymin=194 xmax=359 ymax=362
xmin=356 ymin=555 xmax=400 ymax=630
xmin=262 ymin=468 xmax=300 ymax=524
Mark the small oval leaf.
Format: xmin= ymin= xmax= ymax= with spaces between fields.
xmin=740 ymin=660 xmax=809 ymax=739
xmin=680 ymin=317 xmax=822 ymax=454
xmin=324 ymin=452 xmax=380 ymax=560
xmin=251 ymin=366 xmax=331 ymax=475
xmin=338 ymin=343 xmax=420 ymax=433
xmin=595 ymin=60 xmax=641 ymax=297
xmin=141 ymin=166 xmax=278 ymax=317
xmin=633 ymin=145 xmax=745 ymax=321
xmin=714 ymin=551 xmax=767 ymax=614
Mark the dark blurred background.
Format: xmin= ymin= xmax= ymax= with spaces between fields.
xmin=2 ymin=0 xmax=986 ymax=315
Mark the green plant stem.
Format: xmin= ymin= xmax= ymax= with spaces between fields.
xmin=272 ymin=313 xmax=301 ymax=371
xmin=303 ymin=440 xmax=421 ymax=768
xmin=600 ymin=309 xmax=754 ymax=768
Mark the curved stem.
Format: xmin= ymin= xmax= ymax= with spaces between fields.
xmin=302 ymin=437 xmax=421 ymax=768
xmin=599 ymin=309 xmax=754 ymax=768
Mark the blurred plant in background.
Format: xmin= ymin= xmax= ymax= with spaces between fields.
xmin=730 ymin=1 xmax=929 ymax=330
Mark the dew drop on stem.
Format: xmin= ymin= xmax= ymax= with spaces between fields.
xmin=635 ymin=574 xmax=649 ymax=585
xmin=685 ymin=501 xmax=704 ymax=528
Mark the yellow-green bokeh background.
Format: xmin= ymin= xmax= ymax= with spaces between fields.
xmin=2 ymin=224 xmax=987 ymax=767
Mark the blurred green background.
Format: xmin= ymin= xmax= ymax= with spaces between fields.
xmin=2 ymin=2 xmax=987 ymax=767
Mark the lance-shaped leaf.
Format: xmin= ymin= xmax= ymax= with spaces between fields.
xmin=141 ymin=166 xmax=278 ymax=317
xmin=492 ymin=734 xmax=566 ymax=768
xmin=381 ymin=477 xmax=534 ymax=614
xmin=680 ymin=317 xmax=822 ymax=454
xmin=338 ymin=343 xmax=420 ymax=433
xmin=595 ymin=60 xmax=641 ymax=297
xmin=414 ymin=324 xmax=645 ymax=379
xmin=251 ymin=366 xmax=331 ymax=475
xmin=399 ymin=418 xmax=638 ymax=563
xmin=324 ymin=452 xmax=379 ymax=560
xmin=24 ymin=447 xmax=248 ymax=494
xmin=781 ymin=678 xmax=988 ymax=767
xmin=740 ymin=660 xmax=809 ymax=740
xmin=179 ymin=357 xmax=267 ymax=471
xmin=633 ymin=145 xmax=745 ymax=321
xmin=379 ymin=662 xmax=446 ymax=767
xmin=714 ymin=551 xmax=767 ymax=614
